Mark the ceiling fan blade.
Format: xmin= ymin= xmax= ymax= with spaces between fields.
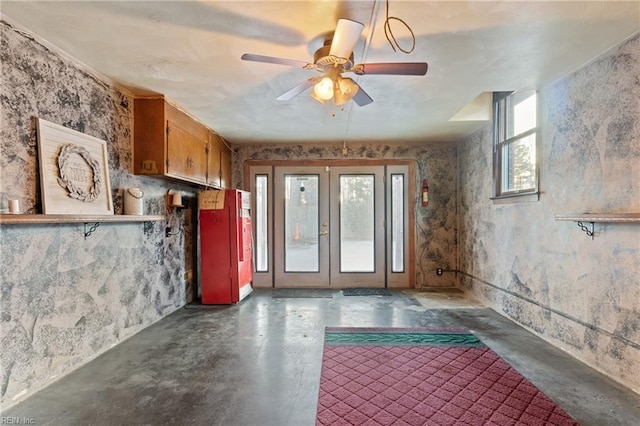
xmin=276 ymin=79 xmax=317 ymax=101
xmin=352 ymin=84 xmax=373 ymax=107
xmin=353 ymin=62 xmax=428 ymax=76
xmin=241 ymin=53 xmax=310 ymax=68
xmin=329 ymin=19 xmax=364 ymax=59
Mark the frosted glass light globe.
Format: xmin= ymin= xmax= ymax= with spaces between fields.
xmin=314 ymin=77 xmax=334 ymax=100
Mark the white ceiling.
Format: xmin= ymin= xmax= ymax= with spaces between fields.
xmin=2 ymin=1 xmax=639 ymax=145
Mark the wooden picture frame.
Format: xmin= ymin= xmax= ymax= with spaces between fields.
xmin=36 ymin=118 xmax=113 ymax=215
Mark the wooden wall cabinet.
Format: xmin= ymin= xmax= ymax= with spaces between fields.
xmin=134 ymin=97 xmax=231 ymax=188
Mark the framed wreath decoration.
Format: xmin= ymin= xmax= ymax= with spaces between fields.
xmin=36 ymin=118 xmax=113 ymax=214
xmin=56 ymin=144 xmax=102 ymax=202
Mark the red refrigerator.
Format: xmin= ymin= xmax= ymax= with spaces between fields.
xmin=199 ymin=189 xmax=253 ymax=304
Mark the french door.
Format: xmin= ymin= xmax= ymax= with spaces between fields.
xmin=328 ymin=166 xmax=385 ymax=287
xmin=274 ymin=166 xmax=330 ymax=286
xmin=249 ymin=163 xmax=410 ymax=288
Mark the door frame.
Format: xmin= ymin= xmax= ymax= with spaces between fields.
xmin=245 ymin=160 xmax=416 ymax=288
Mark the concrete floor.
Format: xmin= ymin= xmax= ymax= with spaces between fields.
xmin=4 ymin=289 xmax=640 ymax=425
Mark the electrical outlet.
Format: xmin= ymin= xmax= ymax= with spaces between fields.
xmin=165 ymin=227 xmax=171 ymax=237
xmin=436 ymin=268 xmax=443 ymax=276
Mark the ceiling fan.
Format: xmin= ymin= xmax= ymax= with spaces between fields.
xmin=241 ymin=19 xmax=428 ymax=107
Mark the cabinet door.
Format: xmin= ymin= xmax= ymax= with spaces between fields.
xmin=133 ymin=98 xmax=167 ymax=176
xmin=220 ymin=147 xmax=231 ymax=189
xmin=166 ymin=122 xmax=207 ymax=184
xmin=207 ymin=133 xmax=222 ymax=187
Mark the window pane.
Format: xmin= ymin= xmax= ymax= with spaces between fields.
xmin=340 ymin=175 xmax=374 ymax=272
xmin=498 ymin=97 xmax=507 ymax=142
xmin=391 ymin=174 xmax=404 ymax=273
xmin=513 ymin=92 xmax=537 ymax=135
xmin=284 ymin=175 xmax=319 ymax=272
xmin=501 ymin=133 xmax=536 ymax=192
xmin=255 ymin=175 xmax=268 ymax=272
xmin=493 ymin=99 xmax=507 ymax=144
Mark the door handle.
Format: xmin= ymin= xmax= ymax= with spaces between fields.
xmin=319 ymin=231 xmax=328 ymax=236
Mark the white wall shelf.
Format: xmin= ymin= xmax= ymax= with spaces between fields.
xmin=555 ymin=213 xmax=640 ymax=239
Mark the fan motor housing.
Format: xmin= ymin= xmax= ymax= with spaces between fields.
xmin=313 ymin=44 xmax=354 ymax=70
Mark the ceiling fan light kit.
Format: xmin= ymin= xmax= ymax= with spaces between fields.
xmin=241 ymin=18 xmax=428 ymax=108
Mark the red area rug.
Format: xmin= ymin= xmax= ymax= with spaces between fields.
xmin=316 ymin=328 xmax=579 ymax=425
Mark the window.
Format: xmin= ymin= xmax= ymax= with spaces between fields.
xmin=493 ymin=91 xmax=538 ymax=200
xmin=255 ymin=174 xmax=269 ymax=272
xmin=390 ymin=174 xmax=405 ymax=273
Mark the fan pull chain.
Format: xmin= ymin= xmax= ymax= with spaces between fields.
xmin=383 ymin=0 xmax=416 ymax=54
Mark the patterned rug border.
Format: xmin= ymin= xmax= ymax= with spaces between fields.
xmin=324 ymin=327 xmax=485 ymax=347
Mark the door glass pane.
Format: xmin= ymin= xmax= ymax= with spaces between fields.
xmin=284 ymin=175 xmax=319 ymax=272
xmin=340 ymin=175 xmax=374 ymax=272
xmin=255 ymin=175 xmax=268 ymax=272
xmin=391 ymin=174 xmax=404 ymax=272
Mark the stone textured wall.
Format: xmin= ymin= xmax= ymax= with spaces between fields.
xmin=232 ymin=142 xmax=458 ymax=288
xmin=458 ymin=33 xmax=640 ymax=391
xmin=0 ymin=21 xmax=195 ymax=407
